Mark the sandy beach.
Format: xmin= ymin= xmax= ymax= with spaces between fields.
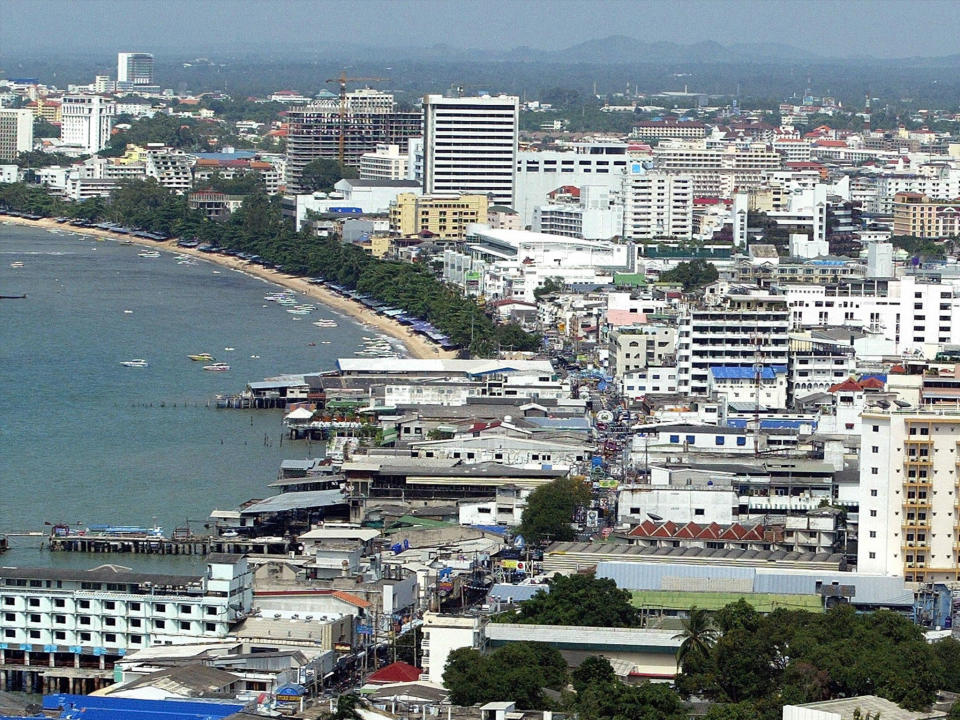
xmin=1 ymin=216 xmax=457 ymax=360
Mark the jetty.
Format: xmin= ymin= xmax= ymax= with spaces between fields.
xmin=46 ymin=532 xmax=291 ymax=556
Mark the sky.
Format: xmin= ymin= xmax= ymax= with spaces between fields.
xmin=2 ymin=0 xmax=960 ymax=59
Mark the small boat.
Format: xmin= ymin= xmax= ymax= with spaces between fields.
xmin=250 ymin=354 xmax=260 ymax=359
xmin=138 ymin=250 xmax=160 ymax=258
xmin=286 ymin=309 xmax=310 ymax=315
xmin=203 ymin=362 xmax=231 ymax=372
xmin=9 ymin=261 xmax=23 ymax=268
xmin=120 ymin=359 xmax=149 ymax=368
xmin=188 ymin=353 xmax=215 ymax=361
xmin=123 ymin=310 xmax=133 ymax=314
xmin=224 ymin=347 xmax=235 ymax=351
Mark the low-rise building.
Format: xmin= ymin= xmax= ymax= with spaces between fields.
xmin=389 ymin=192 xmax=488 ymax=240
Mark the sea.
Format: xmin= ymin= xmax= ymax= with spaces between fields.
xmin=0 ymin=223 xmax=402 ymax=573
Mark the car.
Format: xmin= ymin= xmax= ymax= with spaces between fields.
xmin=220 ymin=529 xmax=239 ymax=538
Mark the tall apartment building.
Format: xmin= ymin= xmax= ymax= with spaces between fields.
xmin=284 ymin=90 xmax=421 ymax=193
xmin=533 ymin=186 xmax=623 ymax=240
xmin=359 ymin=143 xmax=409 ymax=181
xmin=144 ymin=149 xmax=193 ymax=194
xmin=389 ymin=192 xmax=488 ymax=240
xmin=0 ymin=556 xmax=252 ymax=694
xmin=513 ymin=143 xmax=630 ymax=225
xmin=676 ymin=292 xmax=790 ymax=397
xmin=60 ymin=95 xmax=115 ymax=154
xmin=0 ymin=108 xmax=33 ymax=160
xmin=622 ymin=171 xmax=693 ymax=240
xmin=893 ymin=191 xmax=960 ymax=238
xmin=423 ymin=94 xmax=519 ymax=208
xmin=859 ymin=411 xmax=960 ymax=583
xmin=117 ymin=52 xmax=154 ymax=86
xmin=653 ymin=144 xmax=782 ymax=197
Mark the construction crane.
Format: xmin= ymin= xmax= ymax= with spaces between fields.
xmin=325 ymin=72 xmax=386 ymax=167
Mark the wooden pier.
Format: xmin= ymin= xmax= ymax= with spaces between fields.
xmin=216 ymin=394 xmax=287 ymax=409
xmin=46 ymin=533 xmax=291 ymax=556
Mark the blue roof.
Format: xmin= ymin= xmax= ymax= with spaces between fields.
xmin=726 ymin=418 xmax=815 ymax=430
xmin=192 ymin=151 xmax=256 ymax=161
xmin=471 ymin=525 xmax=509 ymax=535
xmin=43 ymin=694 xmax=242 ymax=720
xmin=710 ymin=366 xmax=776 ymax=380
xmin=860 ymin=373 xmax=887 ymax=383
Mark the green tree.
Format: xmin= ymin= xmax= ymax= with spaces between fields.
xmin=330 ymin=693 xmax=366 ymax=720
xmin=933 ymin=638 xmax=960 ymax=692
xmin=659 ymin=259 xmax=719 ymax=290
xmin=33 ymin=117 xmax=60 ymax=138
xmin=443 ymin=643 xmax=566 ymax=710
xmin=674 ymin=607 xmax=720 ymax=670
xmin=519 ymin=476 xmax=591 ymax=544
xmin=511 ymin=572 xmax=640 ymax=628
xmin=571 ymin=655 xmax=617 ymax=695
xmin=299 ymin=158 xmax=358 ymax=193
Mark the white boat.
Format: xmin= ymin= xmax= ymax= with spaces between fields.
xmin=203 ymin=362 xmax=231 ymax=371
xmin=120 ymin=359 xmax=149 ymax=368
xmin=123 ymin=310 xmax=133 ymax=314
xmin=313 ymin=320 xmax=338 ymax=328
xmin=286 ymin=309 xmax=310 ymax=315
xmin=138 ymin=250 xmax=160 ymax=258
xmin=10 ymin=261 xmax=24 ymax=268
xmin=224 ymin=347 xmax=235 ymax=351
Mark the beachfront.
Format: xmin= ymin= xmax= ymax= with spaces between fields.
xmin=1 ymin=216 xmax=457 ymax=360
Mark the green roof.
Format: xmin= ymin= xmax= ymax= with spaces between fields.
xmin=614 ymin=272 xmax=648 ymax=287
xmin=630 ymin=590 xmax=823 ymax=613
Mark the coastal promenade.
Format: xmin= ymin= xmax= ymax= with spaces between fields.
xmin=2 ymin=216 xmax=457 ymax=361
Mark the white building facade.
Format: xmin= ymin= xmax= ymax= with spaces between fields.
xmin=61 ymin=95 xmax=116 ymax=154
xmin=423 ymin=94 xmax=519 ymax=207
xmin=622 ymin=171 xmax=693 ymax=240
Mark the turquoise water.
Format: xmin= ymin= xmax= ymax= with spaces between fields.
xmin=0 ymin=224 xmax=395 ymax=571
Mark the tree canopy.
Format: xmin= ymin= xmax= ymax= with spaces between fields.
xmin=443 ymin=643 xmax=567 ymax=709
xmin=508 ymin=572 xmax=640 ymax=628
xmin=518 ymin=476 xmax=591 ymax=544
xmin=658 ymin=259 xmax=719 ymax=290
xmin=299 ymin=158 xmax=357 ymax=193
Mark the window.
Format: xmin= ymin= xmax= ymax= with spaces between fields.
xmin=3 ymin=629 xmax=13 ymax=638
xmin=869 ymin=531 xmax=877 ymax=538
xmin=180 ymin=605 xmax=191 ymax=614
xmin=873 ymin=425 xmax=879 ymax=432
xmin=870 ymin=510 xmax=877 ymax=517
xmin=30 ymin=613 xmax=41 ymax=623
xmin=206 ymin=606 xmax=218 ymax=616
xmin=28 ymin=598 xmax=39 ymax=607
xmin=715 ymin=436 xmax=725 ymax=446
xmin=155 ymin=603 xmax=166 ymax=613
xmin=686 ymin=435 xmax=696 ymax=445
xmin=694 ymin=508 xmax=705 ymax=516
xmin=78 ymin=600 xmax=90 ymax=609
xmin=104 ymin=633 xmax=117 ymax=644
xmin=104 ymin=617 xmax=116 ymax=627
xmin=669 ymin=435 xmax=680 ymax=443
xmin=103 ymin=601 xmax=115 ymax=610
xmin=205 ymin=622 xmax=216 ymax=632
xmin=130 ymin=602 xmax=141 ymax=611
xmin=871 ymin=489 xmax=878 ymax=497
xmin=79 ymin=616 xmax=91 ymax=626
xmin=80 ymin=632 xmax=91 ymax=641
xmin=54 ymin=598 xmax=65 ymax=608
xmin=155 ymin=619 xmax=166 ymax=629
xmin=131 ymin=635 xmax=143 ymax=644
xmin=869 ymin=552 xmax=876 ymax=559
xmin=180 ymin=621 xmax=190 ymax=631
xmin=737 ymin=437 xmax=746 ymax=446
xmin=871 ymin=467 xmax=879 ymax=475
xmin=29 ymin=630 xmax=40 ymax=639
xmin=54 ymin=631 xmax=66 ymax=640
xmin=872 ymin=446 xmax=879 ymax=453
xmin=130 ymin=618 xmax=141 ymax=628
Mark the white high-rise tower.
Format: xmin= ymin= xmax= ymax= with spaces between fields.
xmin=422 ymin=94 xmax=519 ymax=208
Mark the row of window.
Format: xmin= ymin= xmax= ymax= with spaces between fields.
xmin=666 ymin=434 xmax=748 ymax=446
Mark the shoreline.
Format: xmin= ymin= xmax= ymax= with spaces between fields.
xmin=1 ymin=216 xmax=457 ymax=360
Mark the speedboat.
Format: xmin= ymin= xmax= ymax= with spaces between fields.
xmin=203 ymin=362 xmax=231 ymax=371
xmin=9 ymin=261 xmax=23 ymax=268
xmin=120 ymin=359 xmax=149 ymax=368
xmin=188 ymin=353 xmax=215 ymax=361
xmin=138 ymin=250 xmax=160 ymax=258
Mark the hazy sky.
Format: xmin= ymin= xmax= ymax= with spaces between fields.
xmin=2 ymin=0 xmax=959 ymax=58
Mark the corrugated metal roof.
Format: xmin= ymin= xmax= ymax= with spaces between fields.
xmin=488 ymin=583 xmax=547 ymax=602
xmin=240 ymin=489 xmax=346 ymax=514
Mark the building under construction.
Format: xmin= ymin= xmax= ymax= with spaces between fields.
xmin=284 ymin=89 xmax=421 ymax=193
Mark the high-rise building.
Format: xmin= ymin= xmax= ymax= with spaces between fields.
xmin=60 ymin=95 xmax=116 ymax=154
xmin=0 ymin=108 xmax=34 ymax=160
xmin=284 ymin=89 xmax=421 ymax=193
xmin=423 ymin=94 xmax=519 ymax=208
xmin=859 ymin=411 xmax=960 ymax=583
xmin=117 ymin=52 xmax=154 ymax=86
xmin=675 ymin=292 xmax=790 ymax=399
xmin=621 ymin=171 xmax=693 ymax=240
xmin=389 ymin=192 xmax=488 ymax=240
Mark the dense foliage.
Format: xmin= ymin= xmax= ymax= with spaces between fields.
xmin=299 ymin=158 xmax=357 ymax=193
xmin=518 ymin=476 xmax=592 ymax=544
xmin=677 ymin=599 xmax=957 ymax=718
xmin=659 ymin=259 xmax=720 ymax=290
xmin=0 ymin=180 xmax=539 ymax=357
xmin=506 ymin=573 xmax=641 ymax=628
xmin=443 ymin=643 xmax=568 ymax=709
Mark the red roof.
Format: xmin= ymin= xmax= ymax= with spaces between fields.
xmin=814 ymin=140 xmax=847 ymax=148
xmin=331 ymin=591 xmax=372 ymax=609
xmin=366 ymin=661 xmax=422 ymax=684
xmin=859 ymin=377 xmax=885 ymax=390
xmin=828 ymin=379 xmax=862 ymax=393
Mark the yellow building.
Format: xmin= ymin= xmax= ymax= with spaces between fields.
xmin=892 ymin=192 xmax=960 ymax=238
xmin=369 ymin=234 xmax=392 ymax=259
xmin=389 ymin=193 xmax=488 ymax=240
xmin=29 ymin=97 xmax=62 ymax=124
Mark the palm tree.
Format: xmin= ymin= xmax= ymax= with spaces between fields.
xmin=331 ymin=693 xmax=366 ymax=720
xmin=673 ymin=606 xmax=720 ymax=669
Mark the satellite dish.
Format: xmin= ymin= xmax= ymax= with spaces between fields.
xmin=647 ymin=513 xmax=663 ymax=522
